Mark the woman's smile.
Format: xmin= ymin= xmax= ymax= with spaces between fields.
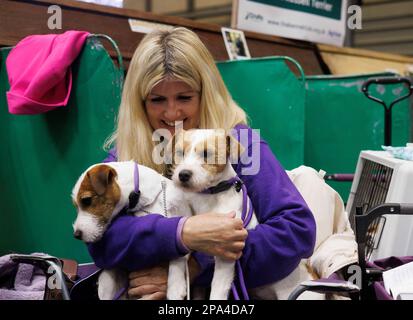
xmin=162 ymin=118 xmax=187 ymax=127
xmin=145 ymin=79 xmax=200 ymax=135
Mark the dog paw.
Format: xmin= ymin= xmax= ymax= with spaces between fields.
xmin=209 ymin=292 xmax=229 ymax=300
xmin=167 ymin=284 xmax=187 ymax=300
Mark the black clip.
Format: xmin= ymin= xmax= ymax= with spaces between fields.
xmin=235 ymin=180 xmax=243 ymax=192
xmin=128 ymin=190 xmax=141 ymax=209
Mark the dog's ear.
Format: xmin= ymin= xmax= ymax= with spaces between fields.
xmin=87 ymin=165 xmax=117 ymax=196
xmin=226 ymin=132 xmax=245 ymax=163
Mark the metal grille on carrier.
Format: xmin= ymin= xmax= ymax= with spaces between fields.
xmin=349 ymin=160 xmax=393 ymax=260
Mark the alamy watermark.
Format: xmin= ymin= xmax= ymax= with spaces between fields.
xmin=46 ymin=3 xmax=362 ymax=31
xmin=47 ymin=5 xmax=62 ymax=30
xmin=47 ymin=265 xmax=62 ymax=290
xmin=151 ymin=122 xmax=261 ymax=176
xmin=347 ymin=264 xmax=362 ymax=289
xmin=347 ymin=5 xmax=362 ymax=30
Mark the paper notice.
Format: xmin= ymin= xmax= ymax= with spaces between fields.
xmin=383 ymin=261 xmax=413 ymax=300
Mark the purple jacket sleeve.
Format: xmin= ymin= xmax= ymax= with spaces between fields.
xmin=194 ymin=126 xmax=316 ymax=288
xmin=88 ymin=214 xmax=186 ymax=270
xmin=87 ymin=149 xmax=188 ymax=270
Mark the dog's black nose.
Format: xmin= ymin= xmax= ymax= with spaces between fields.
xmin=73 ymin=230 xmax=83 ymax=240
xmin=179 ymin=170 xmax=192 ymax=183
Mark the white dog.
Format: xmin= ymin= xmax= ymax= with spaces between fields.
xmin=71 ymin=161 xmax=191 ymax=300
xmin=166 ymin=129 xmax=320 ymax=300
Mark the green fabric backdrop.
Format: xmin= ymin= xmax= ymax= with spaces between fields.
xmin=217 ymin=59 xmax=411 ymax=201
xmin=305 ymin=73 xmax=411 ymax=200
xmin=0 ymin=37 xmax=123 ymax=263
xmin=217 ymin=57 xmax=306 ymax=170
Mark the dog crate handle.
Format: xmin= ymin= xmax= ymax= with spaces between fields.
xmin=362 ymin=76 xmax=413 ymax=146
xmin=362 ymin=76 xmax=413 ymax=108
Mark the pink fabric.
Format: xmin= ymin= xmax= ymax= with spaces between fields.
xmin=6 ymin=30 xmax=90 ymax=115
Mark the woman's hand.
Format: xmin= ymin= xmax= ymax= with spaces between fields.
xmin=182 ymin=211 xmax=248 ymax=260
xmin=128 ymin=257 xmax=201 ymax=300
xmin=128 ymin=264 xmax=168 ymax=300
xmin=127 ymin=212 xmax=246 ymax=299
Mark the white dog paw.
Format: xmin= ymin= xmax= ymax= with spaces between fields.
xmin=167 ymin=285 xmax=187 ymax=300
xmin=209 ymin=291 xmax=229 ymax=300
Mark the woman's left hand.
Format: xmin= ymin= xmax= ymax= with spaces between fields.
xmin=128 ymin=264 xmax=168 ymax=300
xmin=128 ymin=257 xmax=200 ymax=300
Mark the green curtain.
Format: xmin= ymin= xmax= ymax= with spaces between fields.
xmin=217 ymin=57 xmax=306 ymax=170
xmin=218 ymin=60 xmax=411 ymax=201
xmin=0 ymin=36 xmax=123 ymax=263
xmin=305 ymin=73 xmax=411 ymax=200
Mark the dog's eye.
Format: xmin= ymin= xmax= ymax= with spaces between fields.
xmin=80 ymin=196 xmax=92 ymax=207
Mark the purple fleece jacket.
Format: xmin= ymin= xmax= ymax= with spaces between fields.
xmin=87 ymin=124 xmax=316 ymax=288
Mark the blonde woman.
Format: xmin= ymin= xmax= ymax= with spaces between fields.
xmin=88 ymin=27 xmax=316 ymax=299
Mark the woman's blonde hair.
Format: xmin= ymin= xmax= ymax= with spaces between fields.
xmin=105 ymin=27 xmax=247 ymax=173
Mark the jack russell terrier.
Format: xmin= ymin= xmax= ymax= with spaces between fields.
xmin=71 ymin=161 xmax=192 ymax=300
xmin=166 ymin=129 xmax=321 ymax=300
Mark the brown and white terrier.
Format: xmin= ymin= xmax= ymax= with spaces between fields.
xmin=71 ymin=161 xmax=191 ymax=300
xmin=166 ymin=129 xmax=321 ymax=300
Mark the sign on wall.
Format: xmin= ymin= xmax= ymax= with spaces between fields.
xmin=232 ymin=0 xmax=348 ymax=47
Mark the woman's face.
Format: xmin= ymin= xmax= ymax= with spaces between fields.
xmin=145 ymin=78 xmax=201 ymax=135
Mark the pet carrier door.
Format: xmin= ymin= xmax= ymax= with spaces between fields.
xmin=347 ymin=151 xmax=413 ymax=260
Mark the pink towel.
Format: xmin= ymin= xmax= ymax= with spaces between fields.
xmin=6 ymin=30 xmax=89 ymax=115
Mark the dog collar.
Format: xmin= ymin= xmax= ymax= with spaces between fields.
xmin=200 ymin=177 xmax=242 ymax=194
xmin=128 ymin=162 xmax=141 ymax=209
xmin=200 ymin=176 xmax=253 ymax=227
